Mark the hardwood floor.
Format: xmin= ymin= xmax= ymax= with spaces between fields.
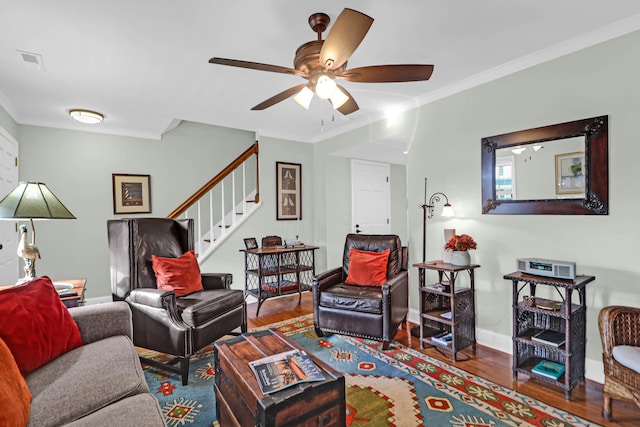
xmin=247 ymin=293 xmax=640 ymax=426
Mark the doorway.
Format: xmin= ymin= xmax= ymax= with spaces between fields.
xmin=0 ymin=129 xmax=19 ymax=283
xmin=351 ymin=159 xmax=390 ymax=235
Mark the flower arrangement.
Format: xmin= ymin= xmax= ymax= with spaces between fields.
xmin=445 ymin=234 xmax=477 ymax=251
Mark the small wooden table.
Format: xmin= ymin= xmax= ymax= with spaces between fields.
xmin=0 ymin=278 xmax=86 ymax=308
xmin=57 ymin=278 xmax=87 ymax=308
xmin=214 ymin=329 xmax=346 ymax=426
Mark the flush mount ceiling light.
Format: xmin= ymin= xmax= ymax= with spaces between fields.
xmin=69 ymin=109 xmax=104 ymax=124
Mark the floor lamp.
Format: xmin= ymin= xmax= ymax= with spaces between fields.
xmin=420 ymin=178 xmax=454 ymax=262
xmin=0 ymin=181 xmax=76 ymax=283
xmin=412 ymin=178 xmax=454 ymax=338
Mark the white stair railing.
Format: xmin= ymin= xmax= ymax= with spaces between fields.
xmin=168 ymin=142 xmax=260 ymax=261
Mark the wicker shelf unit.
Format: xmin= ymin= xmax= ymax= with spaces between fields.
xmin=503 ymin=271 xmax=595 ymax=401
xmin=414 ymin=261 xmax=480 ymax=361
xmin=241 ymin=245 xmax=318 ymax=316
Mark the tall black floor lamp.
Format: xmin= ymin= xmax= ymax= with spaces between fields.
xmin=412 ymin=178 xmax=454 ymax=338
xmin=420 ymin=178 xmax=454 ymax=262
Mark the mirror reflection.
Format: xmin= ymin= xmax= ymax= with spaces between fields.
xmin=481 ymin=115 xmax=608 ymax=215
xmin=495 ymin=136 xmax=585 ymax=200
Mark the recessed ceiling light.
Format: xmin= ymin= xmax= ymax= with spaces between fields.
xmin=69 ymin=109 xmax=103 ymax=124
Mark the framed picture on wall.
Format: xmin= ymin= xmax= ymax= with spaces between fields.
xmin=276 ymin=161 xmax=301 ymax=220
xmin=555 ymin=152 xmax=585 ymax=195
xmin=112 ymin=174 xmax=151 ymax=214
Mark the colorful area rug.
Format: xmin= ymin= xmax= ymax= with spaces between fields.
xmin=141 ymin=315 xmax=600 ymax=426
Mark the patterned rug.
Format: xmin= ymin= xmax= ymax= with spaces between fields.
xmin=141 ymin=315 xmax=600 ymax=426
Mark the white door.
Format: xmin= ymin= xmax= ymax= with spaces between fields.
xmin=0 ymin=130 xmax=19 ymax=283
xmin=351 ymin=159 xmax=390 ymax=235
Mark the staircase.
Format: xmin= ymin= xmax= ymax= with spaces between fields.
xmin=167 ymin=142 xmax=260 ymax=262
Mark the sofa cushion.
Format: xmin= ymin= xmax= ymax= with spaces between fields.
xmin=0 ymin=276 xmax=84 ymax=375
xmin=65 ymin=393 xmax=164 ymax=427
xmin=612 ymin=345 xmax=640 ymax=373
xmin=177 ymin=288 xmax=245 ymax=327
xmin=0 ymin=337 xmax=31 ymax=427
xmin=345 ymin=248 xmax=390 ymax=286
xmin=152 ymin=249 xmax=203 ymax=296
xmin=25 ymin=335 xmax=149 ymax=427
xmin=319 ymin=282 xmax=383 ymax=314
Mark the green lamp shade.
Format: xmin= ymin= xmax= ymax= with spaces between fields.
xmin=0 ymin=182 xmax=75 ymax=219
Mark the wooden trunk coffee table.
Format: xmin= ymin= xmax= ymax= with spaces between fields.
xmin=214 ymin=329 xmax=346 ymax=427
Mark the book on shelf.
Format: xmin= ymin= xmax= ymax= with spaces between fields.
xmin=531 ymin=359 xmax=565 ymax=380
xmin=249 ymin=349 xmax=325 ymax=394
xmin=535 ymin=299 xmax=563 ymax=311
xmin=431 ymin=331 xmax=453 ymax=346
xmin=532 ymin=329 xmax=566 ymax=347
xmin=441 ymin=311 xmax=452 ymax=319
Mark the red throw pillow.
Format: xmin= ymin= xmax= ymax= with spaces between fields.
xmin=152 ymin=250 xmax=203 ymax=296
xmin=0 ymin=337 xmax=31 ymax=427
xmin=0 ymin=276 xmax=84 ymax=375
xmin=345 ymin=248 xmax=390 ymax=286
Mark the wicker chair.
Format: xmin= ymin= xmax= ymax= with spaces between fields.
xmin=598 ymin=305 xmax=640 ymax=420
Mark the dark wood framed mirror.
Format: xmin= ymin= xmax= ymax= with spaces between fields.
xmin=481 ymin=115 xmax=608 ymax=215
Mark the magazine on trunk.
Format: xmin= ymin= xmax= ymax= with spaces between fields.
xmin=249 ymin=349 xmax=325 ymax=394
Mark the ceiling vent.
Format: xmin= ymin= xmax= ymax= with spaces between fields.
xmin=17 ymin=50 xmax=45 ymax=72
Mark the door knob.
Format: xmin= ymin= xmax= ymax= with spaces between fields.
xmin=355 ymin=224 xmax=361 ymax=234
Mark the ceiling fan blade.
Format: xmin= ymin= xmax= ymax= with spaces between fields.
xmin=320 ymin=8 xmax=373 ymax=70
xmin=251 ymin=84 xmax=308 ymax=110
xmin=332 ymin=85 xmax=359 ymax=115
xmin=338 ymin=64 xmax=434 ymax=83
xmin=209 ymin=57 xmax=303 ymax=76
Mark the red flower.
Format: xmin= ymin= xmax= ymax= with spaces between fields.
xmin=445 ymin=234 xmax=477 ymax=251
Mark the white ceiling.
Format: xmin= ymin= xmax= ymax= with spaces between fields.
xmin=1 ymin=1 xmax=640 ymax=150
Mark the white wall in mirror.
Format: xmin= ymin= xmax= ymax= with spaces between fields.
xmin=495 ymin=136 xmax=585 ymax=200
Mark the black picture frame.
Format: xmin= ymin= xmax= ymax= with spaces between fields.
xmin=244 ymin=237 xmax=258 ymax=250
xmin=276 ymin=161 xmax=302 ymax=220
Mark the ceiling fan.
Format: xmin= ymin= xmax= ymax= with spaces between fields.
xmin=209 ymin=8 xmax=434 ymax=115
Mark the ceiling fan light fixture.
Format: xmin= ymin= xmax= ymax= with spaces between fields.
xmin=293 ymin=86 xmax=314 ymax=109
xmin=329 ymin=86 xmax=349 ymax=109
xmin=315 ymin=75 xmax=337 ymax=99
xmin=69 ymin=109 xmax=103 ymax=124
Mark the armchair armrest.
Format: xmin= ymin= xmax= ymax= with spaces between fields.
xmin=313 ymin=267 xmax=343 ymax=292
xmin=70 ymin=301 xmax=133 ymax=344
xmin=127 ymin=287 xmax=175 ymax=309
xmin=202 ymin=272 xmax=233 ymax=290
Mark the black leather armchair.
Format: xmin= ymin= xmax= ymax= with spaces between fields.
xmin=107 ymin=218 xmax=247 ymax=385
xmin=313 ymin=234 xmax=408 ymax=349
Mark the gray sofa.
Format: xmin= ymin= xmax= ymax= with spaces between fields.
xmin=24 ymin=301 xmax=166 ymax=426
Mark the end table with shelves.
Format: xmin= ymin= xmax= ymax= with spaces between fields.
xmin=413 ymin=260 xmax=480 ymax=361
xmin=503 ymin=271 xmax=595 ymax=400
xmin=241 ymin=245 xmax=318 ymax=316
